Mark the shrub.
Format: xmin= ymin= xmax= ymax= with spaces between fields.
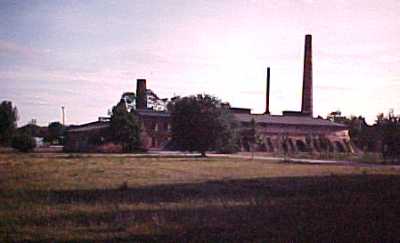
xmin=11 ymin=132 xmax=36 ymax=152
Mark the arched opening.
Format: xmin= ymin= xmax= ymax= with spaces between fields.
xmin=327 ymin=140 xmax=334 ymax=152
xmin=313 ymin=138 xmax=321 ymax=152
xmin=267 ymin=138 xmax=274 ymax=152
xmin=242 ymin=138 xmax=250 ymax=152
xmin=288 ymin=139 xmax=295 ymax=152
xmin=319 ymin=137 xmax=328 ymax=151
xmin=335 ymin=141 xmax=345 ymax=153
xmin=282 ymin=141 xmax=288 ymax=153
xmin=259 ymin=142 xmax=267 ymax=152
xmin=296 ymin=140 xmax=307 ymax=152
xmin=343 ymin=139 xmax=351 ymax=152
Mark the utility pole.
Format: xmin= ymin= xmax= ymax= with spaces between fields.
xmin=61 ymin=106 xmax=65 ymax=126
xmin=61 ymin=106 xmax=65 ymax=145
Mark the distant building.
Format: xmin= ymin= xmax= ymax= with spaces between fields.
xmin=65 ymin=35 xmax=352 ymax=153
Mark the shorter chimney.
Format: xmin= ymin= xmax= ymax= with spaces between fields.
xmin=265 ymin=67 xmax=271 ymax=115
xmin=136 ymin=79 xmax=147 ymax=110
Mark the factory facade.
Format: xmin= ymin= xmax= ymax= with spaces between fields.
xmin=65 ymin=35 xmax=352 ymax=153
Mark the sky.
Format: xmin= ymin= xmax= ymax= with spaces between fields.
xmin=1 ymin=0 xmax=399 ymax=126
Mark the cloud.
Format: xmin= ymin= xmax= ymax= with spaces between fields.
xmin=378 ymin=54 xmax=400 ymax=64
xmin=0 ymin=40 xmax=42 ymax=58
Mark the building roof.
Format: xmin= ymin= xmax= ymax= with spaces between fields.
xmin=137 ymin=109 xmax=346 ymax=128
xmin=233 ymin=113 xmax=347 ymax=128
xmin=67 ymin=121 xmax=110 ymax=132
xmin=136 ymin=109 xmax=171 ymax=118
xmin=68 ymin=109 xmax=346 ymax=132
xmin=138 ymin=109 xmax=346 ymax=127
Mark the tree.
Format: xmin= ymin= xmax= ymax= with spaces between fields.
xmin=0 ymin=101 xmax=18 ymax=145
xmin=329 ymin=110 xmax=400 ymax=162
xmin=110 ymin=100 xmax=141 ymax=152
xmin=18 ymin=123 xmax=41 ymax=137
xmin=327 ymin=110 xmax=342 ymax=122
xmin=169 ymin=94 xmax=237 ymax=157
xmin=379 ymin=111 xmax=400 ymax=163
xmin=121 ymin=92 xmax=136 ymax=111
xmin=248 ymin=118 xmax=257 ymax=159
xmin=214 ymin=108 xmax=240 ymax=154
xmin=327 ymin=112 xmax=379 ymax=152
xmin=46 ymin=122 xmax=64 ymax=144
xmin=11 ymin=132 xmax=36 ymax=152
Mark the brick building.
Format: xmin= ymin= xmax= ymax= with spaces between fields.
xmin=65 ymin=35 xmax=352 ymax=153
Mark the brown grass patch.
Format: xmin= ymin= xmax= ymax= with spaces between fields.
xmin=1 ymin=153 xmax=400 ymax=242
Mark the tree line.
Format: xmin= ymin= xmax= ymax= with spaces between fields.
xmin=0 ymin=101 xmax=66 ymax=152
xmin=1 ymin=97 xmax=400 ymax=163
xmin=328 ymin=110 xmax=400 ymax=163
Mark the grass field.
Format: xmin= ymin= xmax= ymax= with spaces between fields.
xmin=1 ymin=153 xmax=400 ymax=242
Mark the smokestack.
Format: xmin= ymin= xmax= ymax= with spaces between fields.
xmin=265 ymin=67 xmax=271 ymax=115
xmin=301 ymin=34 xmax=313 ymax=117
xmin=136 ymin=79 xmax=147 ymax=110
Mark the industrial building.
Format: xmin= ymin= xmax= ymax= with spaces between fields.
xmin=65 ymin=35 xmax=352 ymax=153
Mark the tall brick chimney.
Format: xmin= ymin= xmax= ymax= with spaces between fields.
xmin=265 ymin=67 xmax=271 ymax=115
xmin=301 ymin=34 xmax=313 ymax=117
xmin=136 ymin=79 xmax=147 ymax=110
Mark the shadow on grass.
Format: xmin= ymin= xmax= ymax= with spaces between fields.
xmin=4 ymin=175 xmax=400 ymax=242
xmin=30 ymin=174 xmax=400 ymax=205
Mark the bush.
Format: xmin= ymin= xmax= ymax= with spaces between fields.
xmin=11 ymin=132 xmax=36 ymax=152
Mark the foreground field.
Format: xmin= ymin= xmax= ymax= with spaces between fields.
xmin=1 ymin=153 xmax=400 ymax=242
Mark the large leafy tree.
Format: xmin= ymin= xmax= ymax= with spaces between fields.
xmin=46 ymin=121 xmax=64 ymax=144
xmin=379 ymin=111 xmax=400 ymax=163
xmin=0 ymin=101 xmax=18 ymax=145
xmin=110 ymin=100 xmax=141 ymax=152
xmin=170 ymin=94 xmax=238 ymax=156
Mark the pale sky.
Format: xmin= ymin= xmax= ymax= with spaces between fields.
xmin=1 ymin=0 xmax=399 ymax=125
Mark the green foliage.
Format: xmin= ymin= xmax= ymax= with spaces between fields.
xmin=110 ymin=100 xmax=141 ymax=152
xmin=328 ymin=112 xmax=380 ymax=152
xmin=121 ymin=92 xmax=136 ymax=111
xmin=214 ymin=109 xmax=240 ymax=153
xmin=11 ymin=132 xmax=36 ymax=152
xmin=249 ymin=118 xmax=257 ymax=144
xmin=46 ymin=121 xmax=64 ymax=144
xmin=380 ymin=112 xmax=400 ymax=163
xmin=329 ymin=110 xmax=400 ymax=163
xmin=0 ymin=101 xmax=18 ymax=145
xmin=18 ymin=124 xmax=41 ymax=137
xmin=240 ymin=118 xmax=259 ymax=152
xmin=170 ymin=94 xmax=238 ymax=156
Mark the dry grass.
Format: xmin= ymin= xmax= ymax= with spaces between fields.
xmin=1 ymin=153 xmax=400 ymax=242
